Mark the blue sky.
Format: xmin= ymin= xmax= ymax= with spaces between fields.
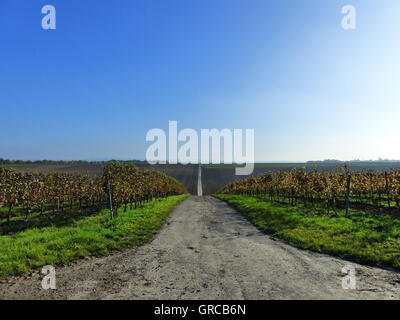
xmin=1 ymin=0 xmax=400 ymax=162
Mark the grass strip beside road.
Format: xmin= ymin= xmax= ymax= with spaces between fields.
xmin=215 ymin=194 xmax=400 ymax=270
xmin=0 ymin=194 xmax=189 ymax=278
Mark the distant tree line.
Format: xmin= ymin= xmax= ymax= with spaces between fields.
xmin=0 ymin=159 xmax=92 ymax=165
xmin=0 ymin=158 xmax=150 ymax=166
xmin=308 ymin=159 xmax=400 ymax=164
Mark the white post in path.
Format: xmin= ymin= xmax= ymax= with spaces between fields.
xmin=197 ymin=165 xmax=203 ymax=197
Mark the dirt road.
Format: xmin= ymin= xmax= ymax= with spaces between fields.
xmin=1 ymin=196 xmax=400 ymax=300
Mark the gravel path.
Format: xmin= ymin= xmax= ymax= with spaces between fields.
xmin=1 ymin=196 xmax=400 ymax=300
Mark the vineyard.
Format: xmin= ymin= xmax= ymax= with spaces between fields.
xmin=218 ymin=166 xmax=400 ymax=214
xmin=0 ymin=162 xmax=186 ymax=227
xmin=216 ymin=167 xmax=400 ymax=270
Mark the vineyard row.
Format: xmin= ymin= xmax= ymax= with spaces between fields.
xmin=218 ymin=166 xmax=400 ymax=214
xmin=0 ymin=162 xmax=186 ymax=223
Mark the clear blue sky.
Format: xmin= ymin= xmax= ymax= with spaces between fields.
xmin=1 ymin=0 xmax=399 ymax=162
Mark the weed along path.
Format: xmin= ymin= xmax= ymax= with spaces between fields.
xmin=1 ymin=196 xmax=400 ymax=299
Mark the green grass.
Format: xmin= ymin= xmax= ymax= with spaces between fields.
xmin=0 ymin=194 xmax=189 ymax=278
xmin=0 ymin=203 xmax=109 ymax=235
xmin=215 ymin=194 xmax=400 ymax=270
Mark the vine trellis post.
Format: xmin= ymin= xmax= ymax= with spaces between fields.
xmin=107 ymin=180 xmax=114 ymax=220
